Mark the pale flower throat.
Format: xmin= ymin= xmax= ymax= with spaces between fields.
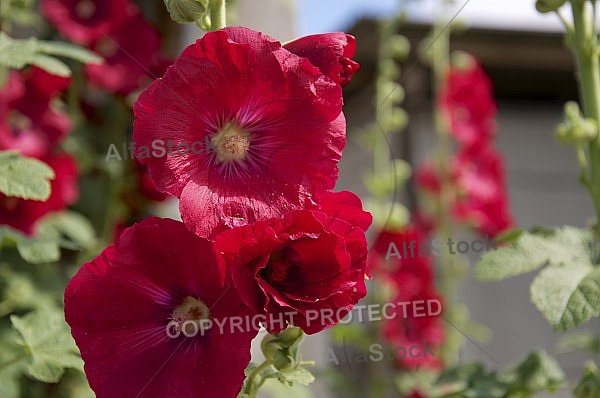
xmin=170 ymin=296 xmax=210 ymax=335
xmin=211 ymin=122 xmax=251 ymax=163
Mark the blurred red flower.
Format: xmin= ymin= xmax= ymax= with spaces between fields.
xmin=439 ymin=59 xmax=497 ymax=146
xmin=0 ymin=68 xmax=71 ymax=158
xmin=284 ymin=32 xmax=360 ymax=86
xmin=215 ymin=192 xmax=370 ymax=334
xmin=382 ymin=288 xmax=445 ymax=370
xmin=41 ymin=0 xmax=133 ymax=45
xmin=453 ymin=142 xmax=514 ymax=237
xmin=133 ymin=27 xmax=345 ymax=238
xmin=85 ymin=9 xmax=162 ymax=95
xmin=0 ymin=153 xmax=78 ymax=235
xmin=415 ymin=144 xmax=513 ymax=238
xmin=65 ymin=217 xmax=255 ymax=398
xmin=369 ymin=226 xmax=435 ymax=292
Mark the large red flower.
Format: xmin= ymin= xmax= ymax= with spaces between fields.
xmin=0 ymin=153 xmax=78 ymax=235
xmin=65 ymin=217 xmax=256 ymax=398
xmin=133 ymin=27 xmax=345 ymax=238
xmin=439 ymin=59 xmax=497 ymax=146
xmin=41 ymin=0 xmax=134 ymax=45
xmin=85 ymin=9 xmax=162 ymax=95
xmin=215 ymin=191 xmax=370 ymax=335
xmin=284 ymin=33 xmax=360 ymax=86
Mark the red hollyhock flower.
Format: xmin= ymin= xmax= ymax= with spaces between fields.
xmin=86 ymin=10 xmax=161 ymax=95
xmin=454 ymin=143 xmax=514 ymax=237
xmin=439 ymin=59 xmax=497 ymax=146
xmin=0 ymin=68 xmax=71 ymax=158
xmin=369 ymin=226 xmax=435 ymax=293
xmin=382 ymin=288 xmax=445 ymax=370
xmin=215 ymin=192 xmax=371 ymax=335
xmin=134 ymin=27 xmax=345 ymax=238
xmin=41 ymin=0 xmax=134 ymax=45
xmin=283 ymin=33 xmax=360 ymax=86
xmin=65 ymin=217 xmax=256 ymax=398
xmin=137 ymin=163 xmax=169 ymax=202
xmin=0 ymin=153 xmax=78 ymax=235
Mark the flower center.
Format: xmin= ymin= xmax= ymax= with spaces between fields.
xmin=211 ymin=122 xmax=251 ymax=163
xmin=75 ymin=0 xmax=96 ymax=19
xmin=169 ymin=296 xmax=210 ymax=336
xmin=261 ymin=252 xmax=289 ymax=284
xmin=8 ymin=111 xmax=32 ymax=135
xmin=96 ymin=39 xmax=119 ymax=58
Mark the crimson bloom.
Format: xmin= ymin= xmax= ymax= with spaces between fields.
xmin=284 ymin=32 xmax=360 ymax=86
xmin=0 ymin=153 xmax=78 ymax=235
xmin=41 ymin=0 xmax=133 ymax=45
xmin=0 ymin=68 xmax=71 ymax=158
xmin=453 ymin=142 xmax=514 ymax=237
xmin=215 ymin=191 xmax=371 ymax=335
xmin=382 ymin=288 xmax=445 ymax=370
xmin=369 ymin=226 xmax=435 ymax=292
xmin=65 ymin=217 xmax=256 ymax=398
xmin=134 ymin=27 xmax=346 ymax=238
xmin=86 ymin=9 xmax=162 ymax=95
xmin=439 ymin=59 xmax=497 ymax=146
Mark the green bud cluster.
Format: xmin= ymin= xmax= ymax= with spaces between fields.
xmin=535 ymin=0 xmax=567 ymax=14
xmin=164 ymin=0 xmax=209 ymax=23
xmin=556 ymin=101 xmax=598 ymax=144
xmin=260 ymin=327 xmax=304 ymax=372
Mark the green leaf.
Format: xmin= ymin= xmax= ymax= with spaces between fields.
xmin=557 ymin=332 xmax=600 ymax=355
xmin=574 ymin=361 xmax=600 ymax=398
xmin=0 ymin=329 xmax=26 ymax=398
xmin=10 ymin=309 xmax=83 ymax=383
xmin=261 ymin=377 xmax=314 ymax=398
xmin=37 ymin=42 xmax=102 ymax=64
xmin=0 ymin=33 xmax=102 ymax=77
xmin=29 ymin=53 xmax=71 ymax=77
xmin=44 ymin=211 xmax=96 ymax=250
xmin=15 ymin=220 xmax=62 ymax=264
xmin=0 ymin=151 xmax=54 ymax=200
xmin=500 ymin=351 xmax=565 ymax=393
xmin=475 ymin=226 xmax=593 ymax=281
xmin=276 ymin=367 xmax=315 ymax=387
xmin=530 ymin=264 xmax=600 ymax=331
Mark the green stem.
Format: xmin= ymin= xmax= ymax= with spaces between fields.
xmin=209 ymin=0 xmax=226 ymax=31
xmin=571 ymin=0 xmax=600 ymax=234
xmin=431 ymin=0 xmax=464 ymax=367
xmin=240 ymin=361 xmax=273 ymax=398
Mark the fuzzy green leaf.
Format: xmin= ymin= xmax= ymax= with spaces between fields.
xmin=0 ymin=151 xmax=54 ymax=200
xmin=44 ymin=211 xmax=96 ymax=249
xmin=277 ymin=368 xmax=315 ymax=386
xmin=574 ymin=362 xmax=600 ymax=398
xmin=0 ymin=33 xmax=101 ymax=77
xmin=500 ymin=350 xmax=565 ymax=393
xmin=475 ymin=226 xmax=593 ymax=281
xmin=10 ymin=309 xmax=83 ymax=383
xmin=37 ymin=41 xmax=101 ymax=64
xmin=530 ymin=264 xmax=600 ymax=331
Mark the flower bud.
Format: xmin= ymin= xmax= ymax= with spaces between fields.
xmin=386 ymin=35 xmax=410 ymax=61
xmin=556 ymin=101 xmax=598 ymax=144
xmin=164 ymin=0 xmax=209 ymax=23
xmin=261 ymin=327 xmax=304 ymax=372
xmin=535 ymin=0 xmax=567 ymax=13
